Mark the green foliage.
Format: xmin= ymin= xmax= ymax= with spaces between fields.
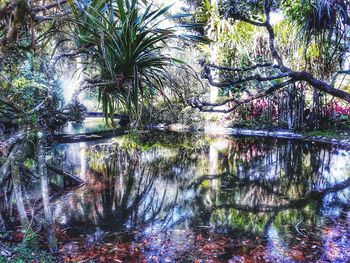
xmin=303 ymin=130 xmax=350 ymax=139
xmin=282 ymin=0 xmax=346 ymax=44
xmin=212 ymin=208 xmax=271 ymax=235
xmin=195 ymin=0 xmax=213 ymax=24
xmin=0 ymin=229 xmax=53 ymax=263
xmin=219 ymin=0 xmax=266 ymax=21
xmin=0 ymin=244 xmax=54 ymax=263
xmin=281 ymin=0 xmax=348 ymax=79
xmin=141 ymin=102 xmax=205 ymax=127
xmin=195 ymin=0 xmax=268 ymax=67
xmin=69 ymin=0 xmax=205 ymax=124
xmin=23 ymin=158 xmax=37 ymax=170
xmin=0 ymin=56 xmax=61 ymax=112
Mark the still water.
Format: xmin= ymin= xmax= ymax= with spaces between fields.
xmin=49 ymin=129 xmax=350 ymax=262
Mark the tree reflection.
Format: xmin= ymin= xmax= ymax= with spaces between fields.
xmin=50 ymin=133 xmax=350 ymax=261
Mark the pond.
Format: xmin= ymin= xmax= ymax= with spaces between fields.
xmin=48 ymin=128 xmax=350 ymax=262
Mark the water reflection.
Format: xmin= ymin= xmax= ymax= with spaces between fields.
xmin=49 ymin=132 xmax=350 ymax=262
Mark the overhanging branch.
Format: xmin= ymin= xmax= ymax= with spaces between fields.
xmin=192 ymin=0 xmax=350 ymax=113
xmin=0 ymin=95 xmax=23 ymax=113
xmin=188 ymin=79 xmax=295 ymax=113
xmin=202 ymin=64 xmax=290 ymax=88
xmin=31 ymin=0 xmax=68 ymax=13
xmin=206 ymin=62 xmax=276 ymax=72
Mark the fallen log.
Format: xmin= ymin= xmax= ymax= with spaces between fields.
xmin=52 ymin=129 xmax=128 ymax=144
xmin=0 ymin=131 xmax=26 ymax=157
xmin=47 ymin=164 xmax=85 ymax=185
xmin=87 ymin=112 xmax=129 ymax=121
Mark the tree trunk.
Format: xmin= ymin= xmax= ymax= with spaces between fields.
xmin=12 ymin=164 xmax=30 ymax=230
xmin=0 ymin=211 xmax=5 ymax=231
xmin=287 ymin=88 xmax=293 ymax=130
xmin=9 ymin=142 xmax=34 ymax=237
xmin=38 ymin=134 xmax=58 ymax=254
xmin=313 ymin=89 xmax=320 ymax=130
xmin=11 ymin=166 xmax=38 ymax=250
xmin=0 ymin=158 xmax=11 ymax=187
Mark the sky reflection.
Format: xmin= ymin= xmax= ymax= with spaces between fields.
xmin=49 ymin=132 xmax=350 ymax=262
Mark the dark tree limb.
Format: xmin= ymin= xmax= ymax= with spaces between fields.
xmin=0 ymin=95 xmax=23 ymax=113
xmin=289 ymin=71 xmax=350 ymax=103
xmin=50 ymin=50 xmax=83 ymax=67
xmin=192 ymin=0 xmax=350 ymax=113
xmin=47 ymin=164 xmax=85 ymax=185
xmin=34 ymin=11 xmax=71 ymax=22
xmin=227 ymin=12 xmax=266 ymax=27
xmin=26 ymin=96 xmax=53 ymax=114
xmin=263 ymin=0 xmax=284 ymax=68
xmin=0 ymin=131 xmax=26 ymax=157
xmin=188 ymin=79 xmax=295 ymax=113
xmin=205 ymin=62 xmax=276 ymax=72
xmin=202 ymin=64 xmax=290 ymax=88
xmin=31 ymin=0 xmax=68 ymax=13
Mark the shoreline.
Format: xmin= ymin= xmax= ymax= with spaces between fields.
xmin=206 ymin=127 xmax=350 ymax=150
xmin=56 ymin=121 xmax=350 ymax=150
xmin=152 ymin=123 xmax=350 ymax=150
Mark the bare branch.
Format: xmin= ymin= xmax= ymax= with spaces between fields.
xmin=205 ymin=62 xmax=276 ymax=72
xmin=50 ymin=50 xmax=83 ymax=67
xmin=193 ymin=0 xmax=350 ymax=113
xmin=290 ymin=71 xmax=350 ymax=103
xmin=226 ymin=11 xmax=267 ymax=27
xmin=31 ymin=0 xmax=68 ymax=13
xmin=26 ymin=96 xmax=53 ymax=115
xmin=0 ymin=131 xmax=26 ymax=157
xmin=189 ymin=79 xmax=295 ymax=113
xmin=0 ymin=95 xmax=23 ymax=113
xmin=263 ymin=1 xmax=284 ymax=67
xmin=34 ymin=11 xmax=71 ymax=22
xmin=202 ymin=64 xmax=290 ymax=88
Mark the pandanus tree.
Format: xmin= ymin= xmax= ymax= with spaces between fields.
xmin=69 ymin=0 xmax=204 ymax=123
xmin=0 ymin=1 xmax=203 ymax=255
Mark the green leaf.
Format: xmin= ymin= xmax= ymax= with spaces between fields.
xmin=170 ymin=58 xmax=186 ymax=64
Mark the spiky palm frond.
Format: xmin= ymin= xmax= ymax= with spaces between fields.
xmin=283 ymin=0 xmax=347 ymax=45
xmin=69 ymin=0 xmax=205 ymax=124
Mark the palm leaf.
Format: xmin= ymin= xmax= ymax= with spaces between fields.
xmin=70 ymin=0 xmax=206 ymax=124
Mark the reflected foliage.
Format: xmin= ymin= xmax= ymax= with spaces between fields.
xmin=50 ymin=132 xmax=350 ymax=262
